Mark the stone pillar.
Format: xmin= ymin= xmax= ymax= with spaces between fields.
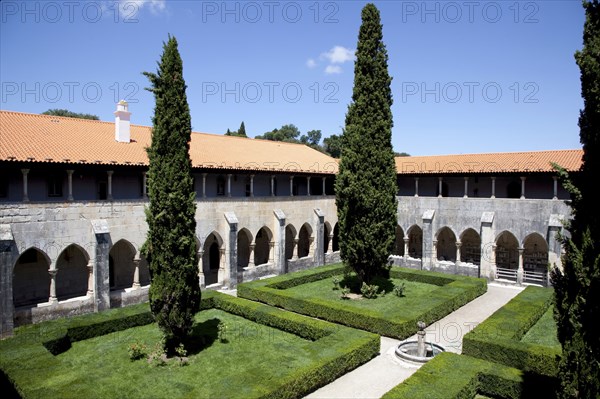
xmin=438 ymin=177 xmax=443 ymax=198
xmin=21 ymin=169 xmax=29 ymax=202
xmin=271 ymin=175 xmax=275 ymax=196
xmin=142 ymin=172 xmax=148 ymax=199
xmin=92 ymin=219 xmax=111 ymax=312
xmin=308 ymin=237 xmax=315 ymax=258
xmin=422 ymin=210 xmax=435 ymax=271
xmin=202 ymin=173 xmax=207 ymax=198
xmin=248 ymin=244 xmax=255 ymax=267
xmin=48 ymin=268 xmax=58 ymax=304
xmin=455 ymin=241 xmax=462 ymax=264
xmin=227 ymin=174 xmax=232 ymax=197
xmin=273 ymin=209 xmax=287 ymax=274
xmin=404 ymin=237 xmax=410 ymax=259
xmin=479 ymin=212 xmax=495 ymax=280
xmin=218 ymin=248 xmax=227 ymax=283
xmin=86 ymin=260 xmax=94 ymax=296
xmin=292 ymin=239 xmax=299 ymax=260
xmin=327 ymin=234 xmax=334 ymax=254
xmin=197 ymin=250 xmax=205 ymax=288
xmin=520 ymin=176 xmax=526 ymax=200
xmin=322 ymin=177 xmax=326 ymax=196
xmin=67 ymin=169 xmax=74 ymax=201
xmin=491 ymin=245 xmax=497 ymax=279
xmin=463 ymin=177 xmax=468 ymax=198
xmin=552 ymin=176 xmax=558 ymax=200
xmin=0 ymin=226 xmax=18 ymax=338
xmin=250 ymin=174 xmax=254 ymax=197
xmin=517 ymin=247 xmax=524 ymax=284
xmin=289 ymin=176 xmax=294 ymax=197
xmin=490 ymin=177 xmax=496 ymax=199
xmin=314 ymin=208 xmax=325 ymax=266
xmin=132 ymin=257 xmax=141 ymax=290
xmin=307 ymin=176 xmax=311 ymax=196
xmin=414 ymin=177 xmax=419 ymax=197
xmin=432 ymin=240 xmax=438 ymax=262
xmin=107 ymin=171 xmax=114 ymax=200
xmin=224 ymin=211 xmax=238 ymax=288
xmin=268 ymin=242 xmax=275 ymax=264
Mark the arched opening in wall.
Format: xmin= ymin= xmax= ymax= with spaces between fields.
xmin=285 ymin=224 xmax=297 ymax=260
xmin=407 ymin=225 xmax=423 ymax=259
xmin=139 ymin=255 xmax=151 ymax=286
xmin=436 ymin=227 xmax=457 ymax=261
xmin=203 ymin=232 xmax=222 ymax=286
xmin=523 ymin=233 xmax=549 ymax=272
xmin=460 ymin=229 xmax=481 ymax=265
xmin=332 ymin=223 xmax=340 ymax=252
xmin=298 ymin=223 xmax=313 ymax=258
xmin=436 ymin=181 xmax=449 ymax=197
xmin=394 ymin=225 xmax=405 ymax=256
xmin=506 ymin=181 xmax=521 ymax=199
xmin=496 ymin=231 xmax=519 ymax=269
xmin=13 ymin=248 xmax=51 ymax=308
xmin=56 ymin=244 xmax=89 ymax=301
xmin=324 ymin=222 xmax=332 ymax=254
xmin=255 ymin=227 xmax=272 ymax=266
xmin=237 ymin=229 xmax=252 ymax=270
xmin=109 ymin=240 xmax=136 ymax=290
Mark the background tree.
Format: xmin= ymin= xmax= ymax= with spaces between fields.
xmin=256 ymin=124 xmax=301 ymax=142
xmin=552 ymin=1 xmax=600 ymax=397
xmin=323 ymin=134 xmax=343 ymax=158
xmin=335 ymin=3 xmax=398 ymax=284
xmin=42 ymin=109 xmax=99 ymax=120
xmin=395 ymin=152 xmax=410 ymax=157
xmin=238 ymin=121 xmax=247 ymax=137
xmin=143 ymin=35 xmax=200 ymax=353
xmin=300 ymin=129 xmax=322 ymax=146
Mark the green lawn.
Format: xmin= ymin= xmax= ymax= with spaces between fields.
xmin=520 ymin=306 xmax=560 ymax=348
xmin=0 ymin=292 xmax=379 ymax=399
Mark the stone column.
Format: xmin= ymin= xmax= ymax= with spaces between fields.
xmin=327 ymin=234 xmax=334 ymax=254
xmin=308 ymin=236 xmax=315 ymax=257
xmin=553 ymin=176 xmax=558 ymax=200
xmin=142 ymin=172 xmax=148 ymax=199
xmin=322 ymin=177 xmax=326 ymax=196
xmin=86 ymin=260 xmax=94 ymax=296
xmin=414 ymin=177 xmax=419 ymax=197
xmin=21 ymin=169 xmax=29 ymax=202
xmin=92 ymin=220 xmax=111 ymax=312
xmin=49 ymin=268 xmax=58 ymax=304
xmin=432 ymin=240 xmax=438 ymax=262
xmin=67 ymin=169 xmax=74 ymax=201
xmin=517 ymin=247 xmax=524 ymax=284
xmin=197 ymin=250 xmax=205 ymax=288
xmin=218 ymin=248 xmax=226 ymax=283
xmin=224 ymin=211 xmax=239 ymax=287
xmin=0 ymin=228 xmax=18 ymax=338
xmin=250 ymin=174 xmax=254 ymax=197
xmin=248 ymin=244 xmax=255 ymax=267
xmin=273 ymin=209 xmax=287 ymax=274
xmin=438 ymin=177 xmax=443 ymax=198
xmin=520 ymin=176 xmax=526 ymax=200
xmin=404 ymin=237 xmax=410 ymax=259
xmin=455 ymin=241 xmax=462 ymax=264
xmin=491 ymin=245 xmax=497 ymax=279
xmin=202 ymin=173 xmax=207 ymax=198
xmin=292 ymin=239 xmax=299 ymax=260
xmin=307 ymin=176 xmax=311 ymax=196
xmin=132 ymin=257 xmax=141 ymax=290
xmin=107 ymin=171 xmax=114 ymax=200
xmin=268 ymin=242 xmax=275 ymax=264
xmin=490 ymin=177 xmax=496 ymax=199
xmin=479 ymin=212 xmax=495 ymax=281
xmin=314 ymin=208 xmax=325 ymax=266
xmin=422 ymin=210 xmax=435 ymax=271
xmin=463 ymin=177 xmax=468 ymax=198
xmin=289 ymin=176 xmax=294 ymax=197
xmin=271 ymin=175 xmax=275 ymax=196
xmin=227 ymin=174 xmax=232 ymax=197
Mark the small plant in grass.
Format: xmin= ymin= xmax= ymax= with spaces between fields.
xmin=393 ymin=283 xmax=406 ymax=297
xmin=332 ymin=276 xmax=341 ymax=290
xmin=148 ymin=341 xmax=167 ymax=367
xmin=128 ymin=341 xmax=147 ymax=361
xmin=217 ymin=320 xmax=228 ymax=343
xmin=340 ymin=287 xmax=350 ymax=300
xmin=175 ymin=343 xmax=188 ymax=367
xmin=360 ymin=282 xmax=379 ymax=299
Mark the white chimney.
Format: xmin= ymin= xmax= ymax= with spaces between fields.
xmin=114 ymin=100 xmax=131 ymax=143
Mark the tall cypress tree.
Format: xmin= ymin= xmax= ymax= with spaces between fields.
xmin=552 ymin=1 xmax=600 ymax=397
xmin=143 ymin=35 xmax=200 ymax=352
xmin=335 ymin=3 xmax=398 ymax=284
xmin=238 ymin=121 xmax=247 ymax=137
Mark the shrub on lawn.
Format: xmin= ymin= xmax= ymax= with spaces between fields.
xmin=128 ymin=341 xmax=147 ymax=361
xmin=360 ymin=282 xmax=379 ymax=299
xmin=393 ymin=283 xmax=406 ymax=297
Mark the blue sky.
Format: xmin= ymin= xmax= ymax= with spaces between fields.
xmin=0 ymin=0 xmax=585 ymax=155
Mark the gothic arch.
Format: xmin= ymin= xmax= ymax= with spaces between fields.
xmin=523 ymin=232 xmax=549 ymax=272
xmin=13 ymin=247 xmax=51 ymax=307
xmin=255 ymin=226 xmax=273 ymax=265
xmin=237 ymin=228 xmax=252 ymax=270
xmin=56 ymin=244 xmax=89 ymax=300
xmin=285 ymin=224 xmax=297 ymax=260
xmin=407 ymin=225 xmax=423 ymax=259
xmin=109 ymin=239 xmax=136 ymax=290
xmin=495 ymin=231 xmax=519 ymax=269
xmin=436 ymin=227 xmax=457 ymax=261
xmin=298 ymin=223 xmax=313 ymax=258
xmin=460 ymin=228 xmax=481 ymax=265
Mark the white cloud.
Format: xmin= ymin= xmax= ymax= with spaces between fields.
xmin=306 ymin=58 xmax=317 ymax=69
xmin=325 ymin=65 xmax=343 ymax=75
xmin=117 ymin=0 xmax=167 ymax=18
xmin=321 ymin=46 xmax=355 ymax=64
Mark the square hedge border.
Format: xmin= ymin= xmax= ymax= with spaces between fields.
xmin=462 ymin=285 xmax=561 ymax=378
xmin=0 ymin=291 xmax=379 ymax=399
xmin=382 ymin=352 xmax=557 ymax=399
xmin=237 ymin=264 xmax=487 ymax=339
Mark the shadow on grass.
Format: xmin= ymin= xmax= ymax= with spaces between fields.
xmin=0 ymin=369 xmax=21 ymax=399
xmin=339 ymin=274 xmax=395 ymax=295
xmin=183 ymin=318 xmax=221 ymax=355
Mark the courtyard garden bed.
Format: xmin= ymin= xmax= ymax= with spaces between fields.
xmin=237 ymin=263 xmax=487 ymax=339
xmin=0 ymin=291 xmax=379 ymax=399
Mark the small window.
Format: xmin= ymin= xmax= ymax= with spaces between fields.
xmin=245 ymin=178 xmax=251 ymax=197
xmin=47 ymin=176 xmax=63 ymax=197
xmin=98 ymin=181 xmax=108 ymax=200
xmin=0 ymin=176 xmax=8 ymax=198
xmin=507 ymin=181 xmax=520 ymax=199
xmin=272 ymin=178 xmax=278 ymax=196
xmin=217 ymin=176 xmax=225 ymax=196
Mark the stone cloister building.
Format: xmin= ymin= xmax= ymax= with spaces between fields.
xmin=0 ymin=104 xmax=581 ymax=337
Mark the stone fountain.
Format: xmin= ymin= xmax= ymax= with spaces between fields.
xmin=395 ymin=321 xmax=445 ymax=364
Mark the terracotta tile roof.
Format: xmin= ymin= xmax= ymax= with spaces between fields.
xmin=395 ymin=150 xmax=583 ymax=175
xmin=0 ymin=110 xmax=338 ymax=174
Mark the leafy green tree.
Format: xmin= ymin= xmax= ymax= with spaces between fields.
xmin=225 ymin=128 xmax=232 ymax=135
xmin=395 ymin=152 xmax=410 ymax=157
xmin=300 ymin=129 xmax=322 ymax=146
xmin=323 ymin=134 xmax=343 ymax=158
xmin=256 ymin=124 xmax=301 ymax=142
xmin=552 ymin=1 xmax=600 ymax=397
xmin=335 ymin=3 xmax=398 ymax=284
xmin=238 ymin=121 xmax=247 ymax=137
xmin=42 ymin=109 xmax=99 ymax=120
xmin=142 ymin=35 xmax=200 ymax=353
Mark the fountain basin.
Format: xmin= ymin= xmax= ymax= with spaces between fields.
xmin=395 ymin=341 xmax=446 ymax=364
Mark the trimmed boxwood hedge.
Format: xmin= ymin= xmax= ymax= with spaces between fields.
xmin=382 ymin=352 xmax=558 ymax=399
xmin=237 ymin=264 xmax=487 ymax=339
xmin=1 ymin=291 xmax=379 ymax=399
xmin=462 ymin=285 xmax=561 ymax=378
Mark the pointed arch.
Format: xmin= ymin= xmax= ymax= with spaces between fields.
xmin=237 ymin=228 xmax=252 ymax=270
xmin=436 ymin=227 xmax=457 ymax=261
xmin=407 ymin=225 xmax=423 ymax=259
xmin=394 ymin=225 xmax=405 ymax=256
xmin=324 ymin=222 xmax=332 ymax=254
xmin=285 ymin=224 xmax=297 ymax=260
xmin=459 ymin=228 xmax=481 ymax=264
xmin=332 ymin=223 xmax=340 ymax=252
xmin=495 ymin=231 xmax=519 ymax=269
xmin=203 ymin=231 xmax=223 ymax=286
xmin=255 ymin=226 xmax=273 ymax=265
xmin=523 ymin=232 xmax=548 ymax=272
xmin=56 ymin=244 xmax=89 ymax=300
xmin=298 ymin=223 xmax=313 ymax=258
xmin=13 ymin=247 xmax=51 ymax=307
xmin=109 ymin=239 xmax=136 ymax=290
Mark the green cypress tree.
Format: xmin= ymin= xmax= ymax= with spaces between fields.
xmin=143 ymin=35 xmax=200 ymax=352
xmin=552 ymin=1 xmax=600 ymax=397
xmin=335 ymin=3 xmax=398 ymax=284
xmin=238 ymin=121 xmax=247 ymax=137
